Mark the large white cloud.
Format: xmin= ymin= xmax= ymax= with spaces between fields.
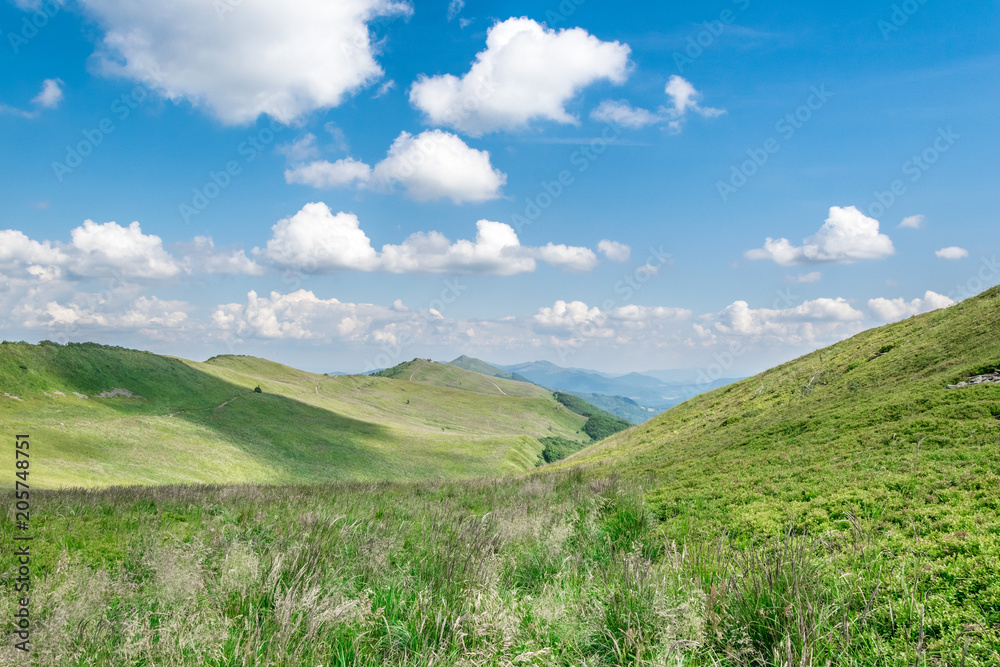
xmin=257 ymin=203 xmax=598 ymax=275
xmin=531 ymin=300 xmax=690 ymax=342
xmin=409 ymin=17 xmax=630 ymax=135
xmin=370 ymin=130 xmax=506 ymax=202
xmin=746 ymin=206 xmax=895 ymax=266
xmin=78 ymin=0 xmax=411 ymax=124
xmin=709 ymin=297 xmax=865 ymax=344
xmin=0 ymin=222 xmax=261 ymax=281
xmin=212 ymin=290 xmax=399 ymax=341
xmin=868 ymin=290 xmax=955 ymax=322
xmin=285 ymin=130 xmax=506 ymax=203
xmin=257 ymin=203 xmax=380 ymax=272
xmin=69 ymin=220 xmax=182 ymax=279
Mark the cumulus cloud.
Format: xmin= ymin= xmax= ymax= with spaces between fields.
xmin=257 ymin=203 xmax=379 ymax=272
xmin=410 ymin=17 xmax=630 ymax=135
xmin=69 ymin=221 xmax=182 ymax=279
xmin=708 ymin=297 xmax=864 ymax=344
xmin=868 ymin=290 xmax=955 ymax=322
xmin=257 ymin=202 xmax=597 ymax=275
xmin=935 ymin=246 xmax=969 ymax=260
xmin=745 ymin=206 xmax=895 ymax=266
xmin=532 ymin=300 xmax=690 ymax=342
xmin=285 ymin=130 xmax=506 ymax=204
xmin=285 ymin=158 xmax=373 ymax=189
xmin=370 ymin=130 xmax=506 ymax=202
xmin=20 ymin=294 xmax=191 ymax=336
xmin=590 ymin=77 xmax=723 ymax=133
xmin=31 ymin=78 xmax=63 ymax=109
xmin=898 ymin=214 xmax=925 ymax=229
xmin=0 ymin=222 xmax=261 ymax=281
xmin=212 ymin=289 xmax=398 ymax=341
xmin=78 ymin=0 xmax=412 ymax=124
xmin=597 ymin=240 xmax=631 ymax=262
xmin=663 ymin=75 xmax=725 ymax=132
xmin=590 ymin=100 xmax=661 ymax=129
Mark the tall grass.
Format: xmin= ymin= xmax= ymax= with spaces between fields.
xmin=3 ymin=470 xmax=988 ymax=666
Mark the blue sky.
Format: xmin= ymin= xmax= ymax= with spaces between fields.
xmin=1 ymin=0 xmax=997 ymax=376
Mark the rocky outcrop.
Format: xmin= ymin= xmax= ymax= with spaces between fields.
xmin=947 ymin=369 xmax=1000 ymax=389
xmin=97 ymin=388 xmax=144 ymax=399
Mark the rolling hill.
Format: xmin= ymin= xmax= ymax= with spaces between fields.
xmin=0 ymin=344 xmax=593 ymax=488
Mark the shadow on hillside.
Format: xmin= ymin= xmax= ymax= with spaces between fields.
xmin=2 ymin=343 xmax=397 ymax=481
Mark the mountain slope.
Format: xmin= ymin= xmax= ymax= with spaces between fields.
xmin=0 ymin=344 xmax=589 ymax=488
xmin=448 ymin=355 xmax=535 ymax=385
xmin=374 ymin=358 xmax=551 ymax=398
xmin=559 ymin=286 xmax=1000 ymax=537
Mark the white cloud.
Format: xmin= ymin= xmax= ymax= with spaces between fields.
xmin=590 ymin=100 xmax=661 ymax=129
xmin=597 ymin=240 xmax=631 ymax=262
xmin=709 ymin=297 xmax=864 ymax=344
xmin=746 ymin=206 xmax=895 ymax=266
xmin=370 ymin=130 xmax=506 ymax=202
xmin=20 ymin=294 xmax=191 ymax=335
xmin=285 ymin=130 xmax=506 ymax=204
xmin=609 ymin=305 xmax=691 ymax=321
xmin=177 ymin=237 xmax=265 ymax=276
xmin=0 ymin=223 xmax=263 ymax=282
xmin=791 ymin=272 xmax=823 ymax=283
xmin=868 ymin=290 xmax=955 ymax=322
xmin=898 ymin=214 xmax=925 ymax=229
xmin=277 ymin=134 xmax=320 ymax=163
xmin=69 ymin=220 xmax=182 ymax=279
xmin=257 ymin=203 xmax=379 ymax=272
xmin=935 ymin=246 xmax=969 ymax=260
xmin=534 ymin=300 xmax=609 ymax=333
xmin=663 ymin=75 xmax=725 ymax=132
xmin=257 ymin=203 xmax=595 ymax=275
xmin=212 ymin=289 xmax=404 ymax=341
xmin=410 ymin=17 xmax=630 ymax=136
xmin=31 ymin=78 xmax=63 ymax=109
xmin=447 ymin=0 xmax=464 ymax=21
xmin=2 ymin=78 xmax=65 ymax=117
xmin=285 ymin=158 xmax=373 ymax=189
xmin=79 ymin=0 xmax=412 ymax=124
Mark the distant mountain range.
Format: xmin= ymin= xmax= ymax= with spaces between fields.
xmin=448 ymin=356 xmax=740 ymax=423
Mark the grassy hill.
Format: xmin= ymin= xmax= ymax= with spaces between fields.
xmin=448 ymin=355 xmax=535 ymax=385
xmin=374 ymin=358 xmax=552 ymax=399
xmin=541 ymin=285 xmax=1000 ymax=662
xmin=0 ymin=344 xmax=591 ymax=488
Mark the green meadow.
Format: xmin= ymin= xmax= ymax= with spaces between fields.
xmin=0 ymin=286 xmax=998 ymax=665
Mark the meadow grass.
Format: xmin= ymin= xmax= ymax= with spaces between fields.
xmin=5 ymin=471 xmax=984 ymax=666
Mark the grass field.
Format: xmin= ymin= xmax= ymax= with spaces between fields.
xmin=0 ymin=346 xmax=592 ymax=488
xmin=1 ymin=288 xmax=998 ymax=665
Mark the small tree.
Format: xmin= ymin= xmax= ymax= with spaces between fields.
xmin=254 ymin=385 xmax=262 ymax=394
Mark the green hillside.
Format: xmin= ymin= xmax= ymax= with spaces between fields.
xmin=544 ymin=285 xmax=1000 ymax=660
xmin=374 ymin=358 xmax=551 ymax=399
xmin=448 ymin=355 xmax=535 ymax=385
xmin=0 ymin=344 xmax=590 ymax=488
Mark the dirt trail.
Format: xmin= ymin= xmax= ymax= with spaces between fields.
xmin=485 ymin=379 xmax=507 ymax=396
